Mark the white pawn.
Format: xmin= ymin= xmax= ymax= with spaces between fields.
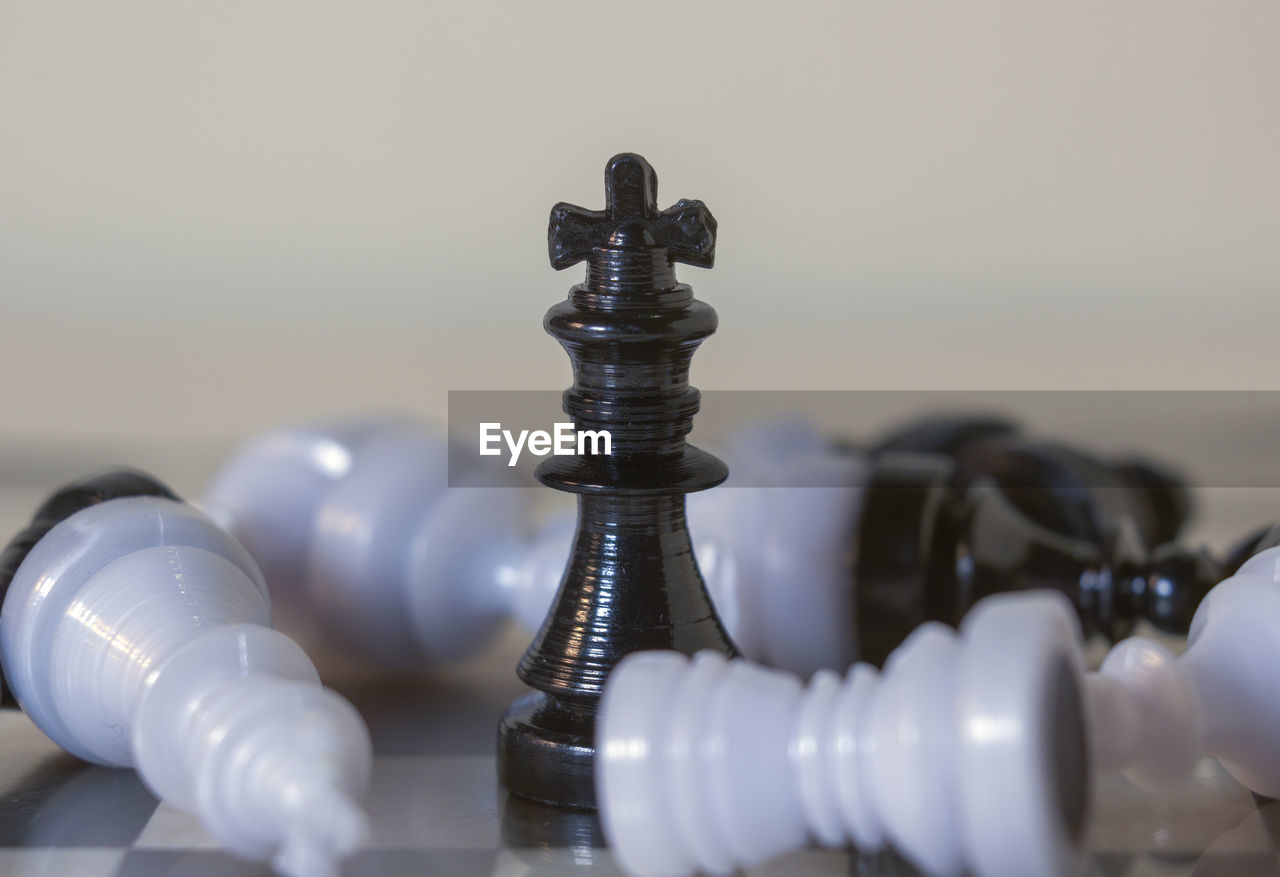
xmin=1086 ymin=544 xmax=1280 ymax=797
xmin=202 ymin=417 xmax=568 ymax=669
xmin=0 ymin=475 xmax=373 ymax=877
xmin=597 ymin=591 xmax=1088 ymax=877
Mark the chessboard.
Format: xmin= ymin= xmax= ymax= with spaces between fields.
xmin=1 ymin=441 xmax=1279 ymax=877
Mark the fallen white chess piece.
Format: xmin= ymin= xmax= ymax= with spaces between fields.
xmin=596 ymin=545 xmax=1280 ymax=877
xmin=202 ymin=416 xmax=568 ymax=668
xmin=0 ymin=478 xmax=373 ymax=877
xmin=597 ymin=591 xmax=1085 ymax=877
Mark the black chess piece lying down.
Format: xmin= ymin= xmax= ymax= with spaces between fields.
xmin=691 ymin=412 xmax=1274 ymax=671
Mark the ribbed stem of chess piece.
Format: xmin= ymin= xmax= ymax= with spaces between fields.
xmin=598 ymin=591 xmax=1087 ymax=877
xmin=1086 ymin=541 xmax=1280 ymax=796
xmin=0 ymin=472 xmax=373 ymax=877
xmin=203 ymin=417 xmax=567 ymax=668
xmin=499 ymin=153 xmax=735 ymax=808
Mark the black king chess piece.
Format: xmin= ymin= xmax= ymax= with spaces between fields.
xmin=498 ymin=154 xmax=737 ymax=808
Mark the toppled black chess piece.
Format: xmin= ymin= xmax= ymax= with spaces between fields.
xmin=497 ymin=154 xmax=735 ymax=808
xmin=851 ymin=414 xmax=1257 ymax=664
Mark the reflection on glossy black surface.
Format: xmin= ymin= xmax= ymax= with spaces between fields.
xmin=498 ymin=154 xmax=735 ymax=808
xmin=500 ymin=790 xmax=603 ymax=851
xmin=498 ymin=771 xmax=619 ymax=876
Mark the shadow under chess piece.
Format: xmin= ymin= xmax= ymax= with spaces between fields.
xmin=1191 ymin=800 xmax=1280 ymax=877
xmin=498 ymin=154 xmax=736 ymax=809
xmin=9 ymin=762 xmax=158 ymax=848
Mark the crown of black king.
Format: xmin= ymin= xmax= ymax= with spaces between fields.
xmin=541 ymin=154 xmax=726 ymax=487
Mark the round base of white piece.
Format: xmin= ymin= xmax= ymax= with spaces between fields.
xmin=0 ymin=498 xmax=266 ymax=764
xmin=957 ymin=594 xmax=1088 ymax=877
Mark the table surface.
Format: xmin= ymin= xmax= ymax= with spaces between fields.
xmin=0 ymin=435 xmax=1278 ymax=877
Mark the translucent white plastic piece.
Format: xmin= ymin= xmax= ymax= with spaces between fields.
xmin=202 ymin=415 xmax=407 ymax=603
xmin=682 ymin=451 xmax=867 ymax=675
xmin=0 ymin=497 xmax=373 ymax=877
xmin=1087 ymin=544 xmax=1280 ymax=797
xmin=204 ymin=419 xmax=564 ymax=668
xmin=597 ymin=590 xmax=1087 ymax=877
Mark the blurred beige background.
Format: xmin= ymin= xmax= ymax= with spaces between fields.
xmin=1 ymin=1 xmax=1277 ymax=447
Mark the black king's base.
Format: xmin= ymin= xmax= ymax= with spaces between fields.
xmin=499 ymin=492 xmax=734 ymax=807
xmin=498 ymin=154 xmax=736 ymax=808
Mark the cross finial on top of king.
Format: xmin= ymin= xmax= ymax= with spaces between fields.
xmin=548 ymin=153 xmax=717 ymax=271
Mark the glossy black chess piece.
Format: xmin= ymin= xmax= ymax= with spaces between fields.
xmin=850 ymin=415 xmax=1234 ymax=665
xmin=497 ymin=154 xmax=735 ymax=808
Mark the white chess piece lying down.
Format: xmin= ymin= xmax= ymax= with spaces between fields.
xmin=596 ymin=546 xmax=1280 ymax=877
xmin=0 ymin=488 xmax=373 ymax=877
xmin=202 ymin=417 xmax=569 ymax=669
